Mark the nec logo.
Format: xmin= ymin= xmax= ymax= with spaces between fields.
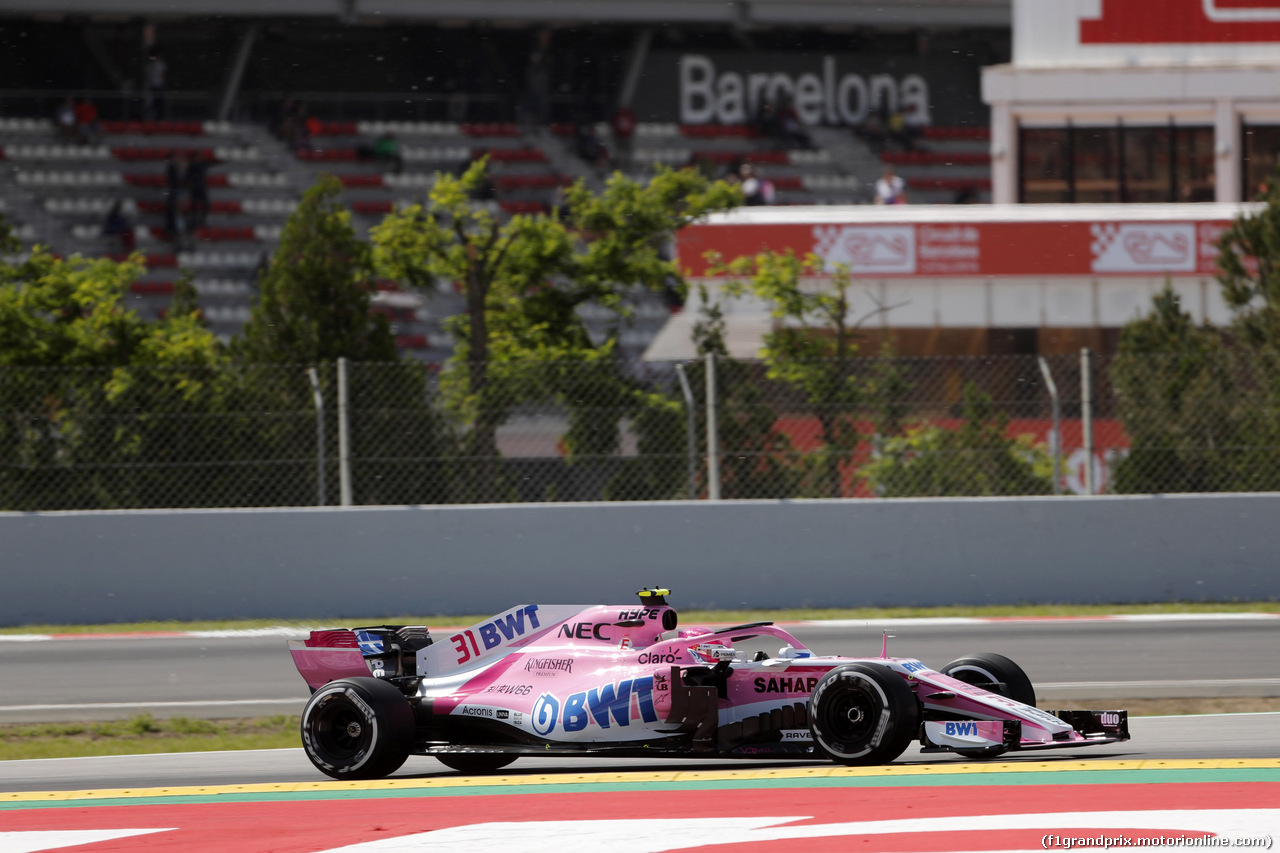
xmin=449 ymin=605 xmax=542 ymax=665
xmin=530 ymin=676 xmax=658 ymax=735
xmin=557 ymin=623 xmax=612 ymax=641
xmin=945 ymin=721 xmax=979 ymax=737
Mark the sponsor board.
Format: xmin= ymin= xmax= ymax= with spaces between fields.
xmin=679 ymin=218 xmax=1232 ymax=279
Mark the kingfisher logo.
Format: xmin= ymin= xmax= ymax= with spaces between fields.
xmin=528 ymin=677 xmax=658 ymax=735
xmin=945 ymin=721 xmax=979 ymax=737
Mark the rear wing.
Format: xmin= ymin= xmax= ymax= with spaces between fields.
xmin=418 ymin=604 xmax=584 ymax=674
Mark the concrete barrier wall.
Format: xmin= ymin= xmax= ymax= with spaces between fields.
xmin=2 ymin=494 xmax=1277 ymax=626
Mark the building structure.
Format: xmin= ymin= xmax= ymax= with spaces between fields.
xmin=983 ymin=0 xmax=1280 ymax=204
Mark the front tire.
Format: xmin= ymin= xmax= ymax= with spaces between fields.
xmin=808 ymin=663 xmax=920 ymax=766
xmin=436 ymin=753 xmax=517 ymax=774
xmin=940 ymin=653 xmax=1036 ymax=706
xmin=939 ymin=653 xmax=1036 ymax=759
xmin=301 ymin=677 xmax=414 ymax=780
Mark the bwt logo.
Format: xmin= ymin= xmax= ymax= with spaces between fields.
xmin=449 ymin=605 xmax=542 ymax=665
xmin=530 ymin=677 xmax=658 ymax=735
xmin=945 ymin=721 xmax=979 ymax=737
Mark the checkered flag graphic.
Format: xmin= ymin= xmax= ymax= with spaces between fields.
xmin=1090 ymin=223 xmax=1119 ymax=262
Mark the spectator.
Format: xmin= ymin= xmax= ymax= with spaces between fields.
xmin=103 ymin=200 xmax=135 ymax=253
xmin=520 ymin=30 xmax=552 ymax=133
xmin=609 ymin=105 xmax=636 ymax=170
xmin=887 ymin=108 xmax=916 ymax=151
xmin=752 ymin=99 xmax=781 ymax=141
xmin=165 ymin=149 xmax=188 ymax=239
xmin=144 ymin=49 xmax=167 ymax=120
xmin=185 ymin=150 xmax=215 ymax=232
xmin=875 ymin=165 xmax=907 ymax=205
xmin=776 ymin=98 xmax=813 ymax=149
xmin=54 ymin=97 xmax=78 ymax=142
xmin=372 ymin=132 xmax=403 ymax=174
xmin=574 ymin=123 xmax=609 ymax=172
xmin=740 ymin=163 xmax=775 ymax=206
xmin=860 ymin=109 xmax=887 ymax=154
xmin=73 ymin=98 xmax=101 ymax=146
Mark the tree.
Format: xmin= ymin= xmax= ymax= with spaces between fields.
xmin=1218 ymin=164 xmax=1280 ymax=350
xmin=1110 ymin=287 xmax=1275 ymax=493
xmin=235 ymin=175 xmax=452 ymax=505
xmin=237 ymin=175 xmax=395 ymax=364
xmin=371 ymin=162 xmax=740 ymax=500
xmin=862 ymin=383 xmax=1053 ymax=497
xmin=715 ymin=251 xmax=906 ymax=498
xmin=0 ymin=243 xmax=226 ymax=509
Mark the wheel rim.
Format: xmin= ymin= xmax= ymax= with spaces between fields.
xmin=310 ymin=698 xmax=370 ymax=763
xmin=819 ymin=678 xmax=879 ymax=748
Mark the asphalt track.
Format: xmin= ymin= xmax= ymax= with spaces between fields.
xmin=2 ymin=712 xmax=1280 ymax=793
xmin=2 ymin=614 xmax=1278 ymax=722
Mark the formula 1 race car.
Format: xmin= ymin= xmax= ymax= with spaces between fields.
xmin=287 ymin=589 xmax=1129 ymax=778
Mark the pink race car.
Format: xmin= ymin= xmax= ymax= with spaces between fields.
xmin=288 ymin=589 xmax=1128 ymax=778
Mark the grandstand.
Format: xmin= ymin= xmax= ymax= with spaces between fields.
xmin=0 ymin=2 xmax=1007 ymax=358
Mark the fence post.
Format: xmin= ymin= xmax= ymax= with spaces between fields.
xmin=306 ymin=367 xmax=326 ymax=507
xmin=1081 ymin=347 xmax=1094 ymax=495
xmin=674 ymin=362 xmax=697 ymax=499
xmin=1037 ymin=356 xmax=1062 ymax=496
xmin=705 ymin=352 xmax=721 ymax=500
xmin=337 ymin=357 xmax=352 ymax=507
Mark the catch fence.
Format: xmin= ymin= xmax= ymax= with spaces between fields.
xmin=3 ymin=351 xmax=1277 ymax=510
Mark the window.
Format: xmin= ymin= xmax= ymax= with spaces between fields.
xmin=1244 ymin=124 xmax=1280 ymax=200
xmin=1019 ymin=124 xmax=1214 ymax=203
xmin=1019 ymin=129 xmax=1070 ymax=203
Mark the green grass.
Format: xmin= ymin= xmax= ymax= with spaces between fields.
xmin=0 ymin=715 xmax=300 ymax=761
xmin=2 ymin=600 xmax=1276 ymax=636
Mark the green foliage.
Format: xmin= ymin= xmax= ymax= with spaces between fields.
xmin=1218 ymin=164 xmax=1280 ymax=349
xmin=687 ymin=286 xmax=801 ymax=499
xmin=237 ymin=175 xmax=395 ymax=364
xmin=863 ymin=383 xmax=1054 ymax=497
xmin=0 ymin=246 xmax=233 ymax=510
xmin=373 ymin=162 xmax=740 ymax=500
xmin=1111 ymin=287 xmax=1280 ymax=493
xmin=713 ymin=251 xmax=907 ymax=497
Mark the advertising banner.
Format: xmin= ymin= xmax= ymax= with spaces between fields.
xmin=679 ymin=218 xmax=1234 ymax=278
xmin=630 ymin=51 xmax=986 ymax=128
xmin=1082 ymin=0 xmax=1280 ymax=43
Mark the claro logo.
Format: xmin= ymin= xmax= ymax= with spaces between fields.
xmin=637 ymin=650 xmax=680 ymax=665
xmin=680 ymin=54 xmax=930 ymax=127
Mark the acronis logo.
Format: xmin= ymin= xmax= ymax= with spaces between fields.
xmin=530 ymin=676 xmax=658 ymax=735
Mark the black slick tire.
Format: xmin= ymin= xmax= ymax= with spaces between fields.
xmin=300 ymin=677 xmax=414 ymax=780
xmin=939 ymin=652 xmax=1037 ymax=706
xmin=939 ymin=652 xmax=1036 ymax=759
xmin=807 ymin=663 xmax=920 ymax=766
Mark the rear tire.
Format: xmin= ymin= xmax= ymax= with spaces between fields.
xmin=939 ymin=653 xmax=1036 ymax=759
xmin=435 ymin=753 xmax=518 ymax=774
xmin=808 ymin=663 xmax=920 ymax=766
xmin=301 ymin=677 xmax=414 ymax=780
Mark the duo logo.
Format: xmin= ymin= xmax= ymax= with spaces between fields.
xmin=944 ymin=721 xmax=979 ymax=737
xmin=530 ymin=676 xmax=658 ymax=735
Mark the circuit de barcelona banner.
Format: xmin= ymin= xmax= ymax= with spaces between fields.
xmin=630 ymin=51 xmax=986 ymax=128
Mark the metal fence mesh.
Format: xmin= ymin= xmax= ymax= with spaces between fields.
xmin=3 ymin=352 xmax=1279 ymax=510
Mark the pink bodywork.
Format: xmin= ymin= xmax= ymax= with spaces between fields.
xmin=288 ymin=602 xmax=1107 ymax=751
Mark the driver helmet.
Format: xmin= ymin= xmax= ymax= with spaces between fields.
xmin=681 ymin=626 xmax=732 ymax=663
